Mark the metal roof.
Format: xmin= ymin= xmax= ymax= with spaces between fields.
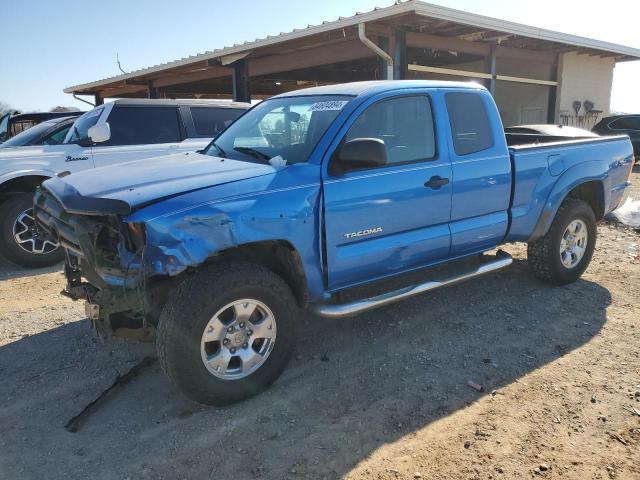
xmin=64 ymin=0 xmax=640 ymax=94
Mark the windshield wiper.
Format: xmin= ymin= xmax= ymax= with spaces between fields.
xmin=234 ymin=146 xmax=271 ymax=162
xmin=211 ymin=141 xmax=227 ymax=157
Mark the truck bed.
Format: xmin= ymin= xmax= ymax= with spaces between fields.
xmin=505 ymin=134 xmax=633 ymax=242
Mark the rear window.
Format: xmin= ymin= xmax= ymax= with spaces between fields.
xmin=106 ymin=106 xmax=182 ymax=145
xmin=445 ymin=92 xmax=493 ymax=155
xmin=610 ymin=116 xmax=640 ymax=131
xmin=191 ymin=107 xmax=244 ymax=137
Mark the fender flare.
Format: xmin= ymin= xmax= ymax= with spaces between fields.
xmin=528 ymin=161 xmax=609 ymax=242
xmin=0 ymin=169 xmax=56 ymax=187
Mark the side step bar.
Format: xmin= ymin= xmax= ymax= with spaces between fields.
xmin=312 ymin=251 xmax=513 ymax=318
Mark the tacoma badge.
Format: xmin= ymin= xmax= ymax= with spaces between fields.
xmin=343 ymin=227 xmax=383 ymax=239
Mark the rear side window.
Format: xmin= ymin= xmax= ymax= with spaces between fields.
xmin=610 ymin=116 xmax=640 ymax=131
xmin=445 ymin=92 xmax=493 ymax=155
xmin=106 ymin=106 xmax=181 ymax=145
xmin=343 ymin=95 xmax=436 ymax=165
xmin=191 ymin=107 xmax=244 ymax=137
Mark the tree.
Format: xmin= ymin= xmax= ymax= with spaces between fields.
xmin=50 ymin=106 xmax=80 ymax=113
xmin=0 ymin=101 xmax=15 ymax=115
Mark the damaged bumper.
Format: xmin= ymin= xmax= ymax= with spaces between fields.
xmin=34 ymin=185 xmax=169 ymax=340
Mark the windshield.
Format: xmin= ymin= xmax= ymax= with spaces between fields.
xmin=204 ymin=95 xmax=353 ymax=164
xmin=0 ymin=121 xmax=55 ymax=148
xmin=65 ymin=107 xmax=104 ymax=143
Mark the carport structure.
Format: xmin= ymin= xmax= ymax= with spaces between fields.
xmin=65 ymin=0 xmax=640 ymax=126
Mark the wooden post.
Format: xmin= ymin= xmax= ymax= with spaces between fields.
xmin=488 ymin=44 xmax=497 ymax=95
xmin=393 ymin=29 xmax=406 ymax=80
xmin=232 ymin=59 xmax=251 ymax=103
xmin=547 ymin=54 xmax=560 ymax=123
xmin=147 ymin=82 xmax=158 ymax=99
xmin=377 ymin=36 xmax=390 ymax=80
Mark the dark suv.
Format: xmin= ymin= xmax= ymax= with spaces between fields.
xmin=0 ymin=111 xmax=83 ymax=143
xmin=592 ymin=115 xmax=640 ymax=159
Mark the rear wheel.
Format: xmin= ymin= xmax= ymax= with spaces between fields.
xmin=527 ymin=198 xmax=596 ymax=285
xmin=156 ymin=261 xmax=298 ymax=405
xmin=0 ymin=193 xmax=64 ymax=268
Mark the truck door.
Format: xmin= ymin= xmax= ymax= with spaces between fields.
xmin=444 ymin=91 xmax=511 ymax=256
xmin=323 ymin=93 xmax=452 ymax=290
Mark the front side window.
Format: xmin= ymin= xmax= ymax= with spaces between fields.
xmin=205 ymin=95 xmax=352 ymax=164
xmin=105 ymin=106 xmax=181 ymax=145
xmin=446 ymin=92 xmax=494 ymax=155
xmin=191 ymin=107 xmax=244 ymax=137
xmin=343 ymin=95 xmax=436 ymax=165
xmin=66 ymin=107 xmax=103 ymax=143
xmin=43 ymin=125 xmax=72 ymax=145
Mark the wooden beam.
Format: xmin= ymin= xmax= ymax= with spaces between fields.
xmin=406 ymin=31 xmax=490 ymax=56
xmin=408 ymin=64 xmax=558 ymax=86
xmin=495 ymin=74 xmax=557 ymax=86
xmin=124 ymin=79 xmax=148 ymax=86
xmin=248 ymin=40 xmax=375 ymax=76
xmin=495 ymin=44 xmax=556 ymax=63
xmin=408 ymin=64 xmax=492 ymax=79
xmin=151 ymin=65 xmax=231 ymax=88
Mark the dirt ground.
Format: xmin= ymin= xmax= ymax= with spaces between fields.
xmin=1 ymin=169 xmax=639 ymax=480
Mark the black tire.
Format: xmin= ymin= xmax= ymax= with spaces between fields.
xmin=156 ymin=261 xmax=298 ymax=405
xmin=0 ymin=193 xmax=64 ymax=268
xmin=527 ymin=198 xmax=597 ymax=285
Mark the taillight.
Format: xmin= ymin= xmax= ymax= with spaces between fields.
xmin=127 ymin=222 xmax=146 ymax=251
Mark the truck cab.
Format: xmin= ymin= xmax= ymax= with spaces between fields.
xmin=34 ymin=81 xmax=634 ymax=405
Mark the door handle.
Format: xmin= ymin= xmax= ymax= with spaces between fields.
xmin=424 ymin=176 xmax=450 ymax=189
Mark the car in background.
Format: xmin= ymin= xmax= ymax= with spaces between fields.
xmin=0 ymin=98 xmax=249 ymax=268
xmin=0 ymin=116 xmax=77 ymax=149
xmin=592 ymin=115 xmax=640 ymax=158
xmin=0 ymin=111 xmax=83 ymax=143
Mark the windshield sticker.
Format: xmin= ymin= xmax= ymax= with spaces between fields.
xmin=309 ymin=100 xmax=349 ymax=112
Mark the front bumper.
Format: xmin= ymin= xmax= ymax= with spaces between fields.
xmin=34 ymin=186 xmax=169 ymax=339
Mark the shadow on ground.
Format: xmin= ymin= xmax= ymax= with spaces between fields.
xmin=0 ymin=256 xmax=61 ymax=281
xmin=0 ymin=259 xmax=611 ymax=479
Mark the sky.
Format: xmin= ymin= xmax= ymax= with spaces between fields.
xmin=1 ymin=0 xmax=639 ymax=113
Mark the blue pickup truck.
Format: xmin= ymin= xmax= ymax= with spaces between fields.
xmin=34 ymin=81 xmax=634 ymax=405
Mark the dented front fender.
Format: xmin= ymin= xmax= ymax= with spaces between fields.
xmin=124 ymin=163 xmax=327 ymax=300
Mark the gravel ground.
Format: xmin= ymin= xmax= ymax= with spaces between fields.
xmin=1 ymin=168 xmax=638 ymax=480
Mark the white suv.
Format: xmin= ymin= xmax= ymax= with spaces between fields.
xmin=0 ymin=99 xmax=249 ymax=268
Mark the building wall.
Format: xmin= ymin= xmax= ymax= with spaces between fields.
xmin=556 ymin=52 xmax=615 ymax=123
xmin=493 ymin=56 xmax=554 ymax=126
xmin=407 ymin=52 xmax=615 ymax=128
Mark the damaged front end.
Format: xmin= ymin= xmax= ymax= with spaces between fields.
xmin=34 ymin=181 xmax=173 ymax=341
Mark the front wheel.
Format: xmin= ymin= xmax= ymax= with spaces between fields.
xmin=527 ymin=198 xmax=597 ymax=285
xmin=156 ymin=261 xmax=298 ymax=405
xmin=0 ymin=193 xmax=64 ymax=268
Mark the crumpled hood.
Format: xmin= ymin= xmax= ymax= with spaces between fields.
xmin=57 ymin=152 xmax=278 ymax=209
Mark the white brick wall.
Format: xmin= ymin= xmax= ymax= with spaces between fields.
xmin=556 ymin=52 xmax=615 ymax=121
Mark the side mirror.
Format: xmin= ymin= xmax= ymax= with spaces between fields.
xmin=87 ymin=122 xmax=111 ymax=144
xmin=337 ymin=138 xmax=387 ymax=170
